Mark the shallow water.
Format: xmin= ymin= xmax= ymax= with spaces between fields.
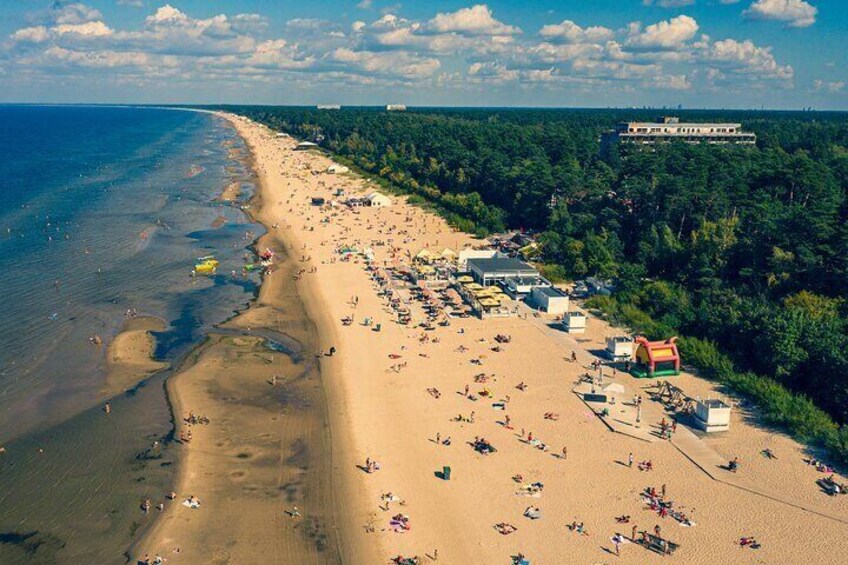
xmin=0 ymin=106 xmax=262 ymax=441
xmin=0 ymin=106 xmax=266 ymax=563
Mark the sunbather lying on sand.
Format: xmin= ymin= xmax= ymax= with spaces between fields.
xmin=495 ymin=522 xmax=517 ymax=535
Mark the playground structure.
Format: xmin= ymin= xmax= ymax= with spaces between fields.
xmin=650 ymin=381 xmax=732 ymax=433
xmin=631 ymin=336 xmax=680 ymax=378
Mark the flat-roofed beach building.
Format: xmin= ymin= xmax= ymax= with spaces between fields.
xmin=602 ymin=116 xmax=756 ymax=149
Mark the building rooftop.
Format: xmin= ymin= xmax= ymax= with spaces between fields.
xmin=534 ymin=285 xmax=568 ymax=298
xmin=467 ymin=257 xmax=538 ymax=274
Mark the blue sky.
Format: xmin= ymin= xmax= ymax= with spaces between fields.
xmin=0 ymin=0 xmax=844 ymax=109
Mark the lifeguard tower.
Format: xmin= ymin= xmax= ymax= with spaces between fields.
xmin=631 ymin=336 xmax=680 ymax=378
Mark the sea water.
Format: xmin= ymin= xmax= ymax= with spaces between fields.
xmin=0 ymin=105 xmax=264 ymax=563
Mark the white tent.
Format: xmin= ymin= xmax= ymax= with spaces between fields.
xmin=602 ymin=383 xmax=625 ymax=394
xmin=367 ymin=192 xmax=392 ymax=207
xmin=327 ymin=164 xmax=350 ymax=174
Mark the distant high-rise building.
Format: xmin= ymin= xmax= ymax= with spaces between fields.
xmin=386 ymin=104 xmax=407 ymax=111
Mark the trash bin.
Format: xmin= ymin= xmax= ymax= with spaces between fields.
xmin=442 ymin=466 xmax=451 ymax=480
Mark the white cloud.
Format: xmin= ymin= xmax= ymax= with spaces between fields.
xmin=50 ymin=3 xmax=103 ymax=25
xmin=54 ymin=21 xmax=113 ymax=37
xmin=329 ymin=47 xmax=440 ymax=78
xmin=627 ymin=15 xmax=699 ymax=50
xmin=642 ymin=0 xmax=696 ymax=7
xmin=743 ymin=0 xmax=817 ymax=28
xmin=117 ymin=0 xmax=144 ymax=7
xmin=468 ymin=61 xmax=519 ymax=82
xmin=700 ymin=38 xmax=793 ymax=81
xmin=356 ymin=0 xmax=373 ymax=8
xmin=813 ymin=79 xmax=844 ymax=93
xmin=538 ymin=20 xmax=614 ymax=43
xmin=11 ymin=26 xmax=50 ymax=43
xmin=426 ymin=4 xmax=520 ymax=36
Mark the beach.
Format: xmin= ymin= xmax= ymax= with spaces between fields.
xmin=133 ymin=112 xmax=848 ymax=564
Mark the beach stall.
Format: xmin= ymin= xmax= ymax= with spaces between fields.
xmin=631 ymin=337 xmax=680 ymax=378
xmin=467 ymin=257 xmax=539 ymax=287
xmin=561 ymin=311 xmax=587 ymax=334
xmin=692 ymin=398 xmax=731 ymax=432
xmin=605 ymin=336 xmax=634 ymax=361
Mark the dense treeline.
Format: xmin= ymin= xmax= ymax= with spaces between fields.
xmin=220 ymin=105 xmax=848 ymax=459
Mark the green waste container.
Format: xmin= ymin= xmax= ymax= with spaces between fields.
xmin=442 ymin=466 xmax=451 ymax=480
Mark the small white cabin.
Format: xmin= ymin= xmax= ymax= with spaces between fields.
xmin=562 ymin=311 xmax=587 ymax=334
xmin=530 ymin=286 xmax=570 ymax=314
xmin=605 ymin=336 xmax=634 ymax=361
xmin=693 ymin=398 xmax=731 ymax=432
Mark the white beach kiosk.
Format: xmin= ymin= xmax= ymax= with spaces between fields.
xmin=562 ymin=311 xmax=587 ymax=334
xmin=605 ymin=336 xmax=634 ymax=361
xmin=692 ymin=398 xmax=732 ymax=432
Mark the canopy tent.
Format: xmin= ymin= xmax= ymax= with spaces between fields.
xmin=414 ymin=249 xmax=435 ymax=263
xmin=602 ymin=383 xmax=626 ymax=394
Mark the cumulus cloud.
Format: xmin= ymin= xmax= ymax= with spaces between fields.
xmin=627 ymin=15 xmax=699 ymax=50
xmin=538 ymin=20 xmax=614 ymax=43
xmin=426 ymin=4 xmax=520 ymax=36
xmin=699 ymin=38 xmax=793 ymax=82
xmin=743 ymin=0 xmax=817 ymax=28
xmin=11 ymin=26 xmax=51 ymax=43
xmin=329 ymin=47 xmax=440 ymax=78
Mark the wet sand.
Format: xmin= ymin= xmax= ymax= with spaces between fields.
xmin=103 ymin=316 xmax=168 ymax=397
xmin=216 ymin=181 xmax=241 ymax=203
xmin=132 ymin=155 xmax=340 ymax=561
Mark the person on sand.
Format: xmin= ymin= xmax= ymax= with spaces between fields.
xmin=104 ymin=402 xmax=111 ymax=415
xmin=628 ymin=453 xmax=633 ymax=468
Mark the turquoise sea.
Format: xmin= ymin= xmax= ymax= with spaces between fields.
xmin=0 ymin=106 xmax=263 ymax=563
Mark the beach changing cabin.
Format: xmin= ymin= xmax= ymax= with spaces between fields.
xmin=605 ymin=336 xmax=634 ymax=361
xmin=692 ymin=398 xmax=731 ymax=432
xmin=631 ymin=337 xmax=680 ymax=378
xmin=561 ymin=311 xmax=587 ymax=334
xmin=530 ymin=286 xmax=569 ymax=314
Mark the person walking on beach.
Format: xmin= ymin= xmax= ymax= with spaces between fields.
xmin=631 ymin=524 xmax=638 ymax=541
xmin=562 ymin=446 xmax=568 ymax=460
xmin=628 ymin=453 xmax=634 ymax=468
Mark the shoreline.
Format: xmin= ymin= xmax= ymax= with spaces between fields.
xmin=131 ymin=113 xmax=347 ymax=563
